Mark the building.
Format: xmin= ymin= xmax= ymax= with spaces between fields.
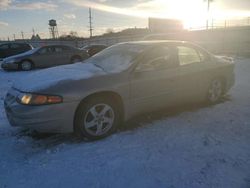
xmin=148 ymin=18 xmax=184 ymax=33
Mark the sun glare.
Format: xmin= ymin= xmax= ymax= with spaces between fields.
xmin=69 ymin=0 xmax=250 ymax=30
xmin=154 ymin=0 xmax=207 ymax=29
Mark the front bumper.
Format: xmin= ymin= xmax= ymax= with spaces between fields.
xmin=1 ymin=62 xmax=19 ymax=70
xmin=4 ymin=88 xmax=79 ymax=133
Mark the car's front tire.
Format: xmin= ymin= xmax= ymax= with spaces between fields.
xmin=20 ymin=60 xmax=33 ymax=71
xmin=207 ymin=78 xmax=224 ymax=103
xmin=74 ymin=96 xmax=120 ymax=140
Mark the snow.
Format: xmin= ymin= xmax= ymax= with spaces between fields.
xmin=0 ymin=58 xmax=250 ymax=188
xmin=13 ymin=62 xmax=105 ymax=92
xmin=86 ymin=42 xmax=148 ymax=73
xmin=91 ymin=54 xmax=134 ymax=73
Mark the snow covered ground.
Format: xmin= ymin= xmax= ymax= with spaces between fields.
xmin=0 ymin=58 xmax=250 ymax=188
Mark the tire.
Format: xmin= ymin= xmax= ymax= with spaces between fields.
xmin=71 ymin=56 xmax=82 ymax=64
xmin=207 ymin=78 xmax=224 ymax=103
xmin=74 ymin=96 xmax=120 ymax=140
xmin=20 ymin=60 xmax=33 ymax=71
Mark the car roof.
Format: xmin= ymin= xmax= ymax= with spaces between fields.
xmin=0 ymin=42 xmax=31 ymax=46
xmin=41 ymin=44 xmax=72 ymax=48
xmin=114 ymin=40 xmax=210 ymax=54
xmin=118 ymin=40 xmax=188 ymax=45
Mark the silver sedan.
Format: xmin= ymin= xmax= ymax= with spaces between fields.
xmin=4 ymin=41 xmax=235 ymax=140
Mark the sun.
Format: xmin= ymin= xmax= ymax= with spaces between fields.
xmin=152 ymin=0 xmax=208 ymax=29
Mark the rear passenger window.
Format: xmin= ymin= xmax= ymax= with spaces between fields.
xmin=10 ymin=44 xmax=21 ymax=49
xmin=55 ymin=47 xmax=63 ymax=52
xmin=62 ymin=46 xmax=71 ymax=51
xmin=177 ymin=46 xmax=201 ymax=66
xmin=0 ymin=44 xmax=9 ymax=50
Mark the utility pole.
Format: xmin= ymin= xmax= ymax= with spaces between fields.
xmin=88 ymin=7 xmax=93 ymax=38
xmin=21 ymin=31 xmax=24 ymax=40
xmin=205 ymin=0 xmax=214 ymax=30
xmin=32 ymin=28 xmax=35 ymax=36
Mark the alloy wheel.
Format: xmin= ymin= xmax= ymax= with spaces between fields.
xmin=21 ymin=61 xmax=32 ymax=71
xmin=208 ymin=79 xmax=223 ymax=103
xmin=84 ymin=103 xmax=115 ymax=136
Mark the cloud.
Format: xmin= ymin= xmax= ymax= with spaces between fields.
xmin=65 ymin=0 xmax=250 ymax=21
xmin=64 ymin=14 xmax=76 ymax=19
xmin=65 ymin=0 xmax=154 ymax=18
xmin=0 ymin=0 xmax=57 ymax=11
xmin=0 ymin=0 xmax=12 ymax=9
xmin=0 ymin=21 xmax=8 ymax=27
xmin=14 ymin=2 xmax=57 ymax=11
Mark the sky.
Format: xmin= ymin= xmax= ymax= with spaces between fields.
xmin=0 ymin=0 xmax=250 ymax=40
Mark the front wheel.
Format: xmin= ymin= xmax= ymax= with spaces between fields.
xmin=207 ymin=78 xmax=224 ymax=103
xmin=20 ymin=61 xmax=33 ymax=71
xmin=74 ymin=96 xmax=120 ymax=140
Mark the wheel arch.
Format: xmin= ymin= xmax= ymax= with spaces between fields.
xmin=19 ymin=59 xmax=35 ymax=69
xmin=212 ymin=75 xmax=227 ymax=94
xmin=73 ymin=91 xmax=125 ymax=128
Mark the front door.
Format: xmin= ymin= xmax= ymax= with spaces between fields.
xmin=130 ymin=45 xmax=180 ymax=115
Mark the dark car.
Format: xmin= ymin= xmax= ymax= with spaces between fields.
xmin=81 ymin=44 xmax=107 ymax=56
xmin=0 ymin=42 xmax=33 ymax=60
xmin=4 ymin=41 xmax=235 ymax=140
xmin=1 ymin=44 xmax=89 ymax=71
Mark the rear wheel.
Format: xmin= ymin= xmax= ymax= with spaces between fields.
xmin=207 ymin=78 xmax=224 ymax=103
xmin=74 ymin=96 xmax=120 ymax=140
xmin=20 ymin=60 xmax=33 ymax=71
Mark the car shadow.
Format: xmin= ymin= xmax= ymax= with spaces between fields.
xmin=14 ymin=95 xmax=232 ymax=149
xmin=121 ymin=95 xmax=232 ymax=131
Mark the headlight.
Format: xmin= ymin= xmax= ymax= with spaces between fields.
xmin=17 ymin=93 xmax=63 ymax=105
xmin=5 ymin=59 xmax=16 ymax=64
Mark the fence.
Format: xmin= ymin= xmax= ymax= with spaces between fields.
xmin=1 ymin=23 xmax=250 ymax=56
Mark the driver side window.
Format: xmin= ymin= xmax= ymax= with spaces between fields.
xmin=39 ymin=47 xmax=54 ymax=54
xmin=136 ymin=46 xmax=175 ymax=72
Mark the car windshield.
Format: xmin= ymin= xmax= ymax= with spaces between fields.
xmin=85 ymin=43 xmax=149 ymax=73
xmin=16 ymin=48 xmax=39 ymax=56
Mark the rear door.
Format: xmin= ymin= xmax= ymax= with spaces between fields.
xmin=33 ymin=46 xmax=56 ymax=67
xmin=130 ymin=45 xmax=180 ymax=115
xmin=54 ymin=46 xmax=72 ymax=65
xmin=175 ymin=44 xmax=207 ymax=103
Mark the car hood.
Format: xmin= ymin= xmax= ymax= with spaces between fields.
xmin=13 ymin=62 xmax=106 ymax=92
xmin=4 ymin=49 xmax=37 ymax=61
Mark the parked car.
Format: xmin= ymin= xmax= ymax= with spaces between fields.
xmin=1 ymin=44 xmax=89 ymax=71
xmin=4 ymin=41 xmax=235 ymax=140
xmin=0 ymin=42 xmax=33 ymax=60
xmin=81 ymin=44 xmax=107 ymax=56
